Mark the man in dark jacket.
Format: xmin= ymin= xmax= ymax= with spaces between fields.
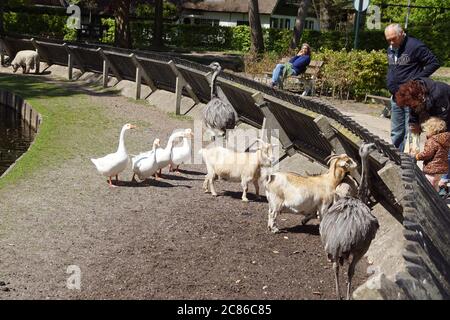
xmin=385 ymin=23 xmax=440 ymax=151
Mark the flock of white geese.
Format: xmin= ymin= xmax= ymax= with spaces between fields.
xmin=90 ymin=124 xmax=193 ymax=187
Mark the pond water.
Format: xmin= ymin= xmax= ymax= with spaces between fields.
xmin=0 ymin=104 xmax=36 ymax=176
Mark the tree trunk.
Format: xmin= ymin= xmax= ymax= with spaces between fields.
xmin=319 ymin=0 xmax=332 ymax=31
xmin=290 ymin=0 xmax=312 ymax=49
xmin=248 ymin=0 xmax=264 ymax=56
xmin=153 ymin=0 xmax=164 ymax=48
xmin=114 ymin=0 xmax=131 ymax=48
xmin=0 ymin=2 xmax=4 ymax=35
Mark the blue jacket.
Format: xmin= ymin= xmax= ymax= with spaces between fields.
xmin=409 ymin=77 xmax=450 ymax=129
xmin=289 ymin=55 xmax=311 ymax=75
xmin=387 ymin=35 xmax=440 ymax=96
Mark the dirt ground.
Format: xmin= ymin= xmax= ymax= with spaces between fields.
xmin=0 ymin=70 xmax=374 ymax=300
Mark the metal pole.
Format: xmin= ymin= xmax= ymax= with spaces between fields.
xmin=405 ymin=0 xmax=411 ymax=30
xmin=354 ymin=0 xmax=364 ymax=49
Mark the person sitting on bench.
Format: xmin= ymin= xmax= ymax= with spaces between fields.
xmin=270 ymin=43 xmax=311 ymax=88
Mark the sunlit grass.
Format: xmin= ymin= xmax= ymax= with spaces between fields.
xmin=0 ymin=75 xmax=111 ymax=188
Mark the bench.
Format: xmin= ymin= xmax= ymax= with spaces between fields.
xmin=264 ymin=60 xmax=324 ymax=95
xmin=289 ymin=60 xmax=323 ymax=95
xmin=364 ymin=94 xmax=392 ymax=118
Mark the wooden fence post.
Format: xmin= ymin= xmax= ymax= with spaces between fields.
xmin=168 ymin=60 xmax=200 ymax=115
xmin=129 ymin=53 xmax=157 ymax=100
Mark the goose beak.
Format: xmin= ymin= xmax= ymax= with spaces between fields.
xmin=130 ymin=124 xmax=137 ymax=129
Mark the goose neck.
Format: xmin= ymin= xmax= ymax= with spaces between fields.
xmin=117 ymin=126 xmax=128 ymax=153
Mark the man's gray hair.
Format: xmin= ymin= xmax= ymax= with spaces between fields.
xmin=385 ymin=23 xmax=404 ymax=35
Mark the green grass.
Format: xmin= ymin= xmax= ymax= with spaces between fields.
xmin=431 ymin=76 xmax=450 ymax=84
xmin=126 ymin=97 xmax=155 ymax=107
xmin=0 ymin=75 xmax=111 ymax=188
xmin=167 ymin=111 xmax=193 ymax=121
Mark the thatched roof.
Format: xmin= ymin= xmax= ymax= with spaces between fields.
xmin=181 ymin=0 xmax=281 ymax=14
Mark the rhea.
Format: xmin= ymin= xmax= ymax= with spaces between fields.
xmin=202 ymin=62 xmax=237 ymax=139
xmin=319 ymin=143 xmax=380 ymax=300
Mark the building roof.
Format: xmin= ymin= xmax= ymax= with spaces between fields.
xmin=181 ymin=0 xmax=281 ymax=14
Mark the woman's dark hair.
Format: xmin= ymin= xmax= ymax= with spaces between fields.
xmin=395 ymin=80 xmax=427 ymax=109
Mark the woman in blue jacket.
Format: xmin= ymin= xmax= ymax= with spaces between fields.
xmin=271 ymin=43 xmax=311 ymax=88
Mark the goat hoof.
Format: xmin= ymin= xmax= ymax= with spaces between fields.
xmin=269 ymin=226 xmax=280 ymax=234
xmin=212 ymin=193 xmax=218 ymax=197
xmin=242 ymin=198 xmax=249 ymax=202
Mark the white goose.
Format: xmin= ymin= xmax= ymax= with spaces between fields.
xmin=169 ymin=128 xmax=194 ymax=173
xmin=155 ymin=130 xmax=190 ymax=178
xmin=131 ymin=138 xmax=161 ymax=182
xmin=91 ymin=123 xmax=136 ymax=187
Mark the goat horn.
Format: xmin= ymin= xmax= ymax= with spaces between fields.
xmin=324 ymin=153 xmax=337 ymax=163
xmin=324 ymin=153 xmax=336 ymax=160
xmin=326 ymin=154 xmax=343 ymax=165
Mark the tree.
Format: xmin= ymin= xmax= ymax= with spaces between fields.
xmin=113 ymin=0 xmax=132 ymax=48
xmin=1 ymin=0 xmax=31 ymax=35
xmin=291 ymin=0 xmax=311 ymax=49
xmin=248 ymin=0 xmax=264 ymax=56
xmin=372 ymin=0 xmax=450 ymax=28
xmin=319 ymin=0 xmax=332 ymax=30
xmin=153 ymin=0 xmax=163 ymax=48
xmin=0 ymin=2 xmax=4 ymax=35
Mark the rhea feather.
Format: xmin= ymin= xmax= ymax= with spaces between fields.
xmin=320 ymin=143 xmax=380 ymax=300
xmin=202 ymin=62 xmax=237 ymax=138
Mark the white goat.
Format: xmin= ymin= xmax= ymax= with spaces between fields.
xmin=199 ymin=139 xmax=275 ymax=202
xmin=11 ymin=50 xmax=40 ymax=74
xmin=264 ymin=154 xmax=357 ymax=233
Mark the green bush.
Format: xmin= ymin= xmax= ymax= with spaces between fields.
xmin=100 ymin=18 xmax=115 ymax=44
xmin=314 ymin=49 xmax=388 ymax=99
xmin=230 ymin=25 xmax=251 ymax=52
xmin=4 ymin=12 xmax=67 ymax=38
xmin=3 ymin=10 xmax=448 ymax=66
xmin=264 ymin=28 xmax=291 ymax=54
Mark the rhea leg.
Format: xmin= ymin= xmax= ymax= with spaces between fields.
xmin=346 ymin=254 xmax=362 ymax=300
xmin=333 ymin=261 xmax=341 ymax=300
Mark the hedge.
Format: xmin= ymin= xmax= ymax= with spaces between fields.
xmin=312 ymin=49 xmax=388 ymax=99
xmin=3 ymin=11 xmax=449 ymax=66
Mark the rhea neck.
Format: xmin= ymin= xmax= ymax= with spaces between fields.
xmin=210 ymin=66 xmax=221 ymax=99
xmin=358 ymin=154 xmax=369 ymax=204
